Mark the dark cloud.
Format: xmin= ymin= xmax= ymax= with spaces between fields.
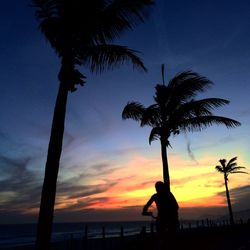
xmin=217 ymin=185 xmax=250 ymax=211
xmin=62 ymin=197 xmax=111 ymax=212
xmin=85 ymin=163 xmax=119 ymax=178
xmin=56 ymin=168 xmax=118 ymax=205
xmin=184 ymin=134 xmax=199 ymax=165
xmin=0 ymin=148 xmax=119 ymax=222
xmin=179 ymin=206 xmax=228 ymax=220
xmin=67 ymin=188 xmax=107 ymax=200
xmin=54 ymin=206 xmax=143 ymax=223
xmin=0 ymin=128 xmax=46 ymax=220
xmin=0 ymin=210 xmax=37 ymax=224
xmin=91 ymin=163 xmax=112 ymax=172
xmin=57 ymin=162 xmax=118 ymax=190
xmin=0 ymin=154 xmax=42 ymax=211
xmin=61 ymin=183 xmax=116 ymax=200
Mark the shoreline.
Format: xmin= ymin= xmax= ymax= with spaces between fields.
xmin=1 ymin=223 xmax=249 ymax=250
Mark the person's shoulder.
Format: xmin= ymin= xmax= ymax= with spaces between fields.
xmin=151 ymin=193 xmax=157 ymax=199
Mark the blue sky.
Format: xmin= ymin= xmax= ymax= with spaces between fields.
xmin=0 ymin=0 xmax=250 ymax=223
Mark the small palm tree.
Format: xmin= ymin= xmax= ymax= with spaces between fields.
xmin=32 ymin=1 xmax=154 ymax=249
xmin=215 ymin=157 xmax=248 ymax=225
xmin=122 ymin=67 xmax=241 ymax=190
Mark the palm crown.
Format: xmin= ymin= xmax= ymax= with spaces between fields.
xmin=215 ymin=157 xmax=248 ymax=181
xmin=33 ymin=0 xmax=153 ymax=91
xmin=123 ymin=71 xmax=241 ymax=146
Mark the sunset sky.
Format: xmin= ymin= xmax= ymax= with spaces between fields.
xmin=0 ymin=0 xmax=250 ymax=223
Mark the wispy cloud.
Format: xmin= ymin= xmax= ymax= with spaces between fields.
xmin=0 ymin=154 xmax=42 ymax=212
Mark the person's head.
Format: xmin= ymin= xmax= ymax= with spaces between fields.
xmin=155 ymin=181 xmax=170 ymax=194
xmin=155 ymin=181 xmax=165 ymax=194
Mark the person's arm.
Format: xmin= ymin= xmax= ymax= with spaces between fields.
xmin=142 ymin=195 xmax=155 ymax=216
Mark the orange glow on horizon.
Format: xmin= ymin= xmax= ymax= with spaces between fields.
xmin=23 ymin=152 xmax=249 ymax=217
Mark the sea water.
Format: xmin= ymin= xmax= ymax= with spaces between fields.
xmin=0 ymin=221 xmax=152 ymax=248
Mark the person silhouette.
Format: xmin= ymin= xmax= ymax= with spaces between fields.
xmin=142 ymin=181 xmax=179 ymax=235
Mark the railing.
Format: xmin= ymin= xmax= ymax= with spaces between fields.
xmin=50 ymin=218 xmax=250 ymax=250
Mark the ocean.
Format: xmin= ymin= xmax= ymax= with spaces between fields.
xmin=0 ymin=221 xmax=153 ymax=249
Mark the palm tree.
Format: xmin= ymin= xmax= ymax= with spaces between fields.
xmin=215 ymin=157 xmax=248 ymax=225
xmin=32 ymin=1 xmax=154 ymax=249
xmin=122 ymin=67 xmax=241 ymax=190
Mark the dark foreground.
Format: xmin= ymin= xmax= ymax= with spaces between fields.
xmin=3 ymin=223 xmax=250 ymax=250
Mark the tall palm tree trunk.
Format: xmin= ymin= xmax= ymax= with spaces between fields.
xmin=160 ymin=140 xmax=170 ymax=190
xmin=35 ymin=61 xmax=69 ymax=250
xmin=224 ymin=175 xmax=234 ymax=225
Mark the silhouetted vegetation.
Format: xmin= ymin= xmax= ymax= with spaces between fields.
xmin=32 ymin=0 xmax=154 ymax=249
xmin=215 ymin=157 xmax=248 ymax=225
xmin=122 ymin=66 xmax=241 ymax=190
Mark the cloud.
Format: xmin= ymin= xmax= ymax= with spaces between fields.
xmin=59 ymin=160 xmax=119 ymax=185
xmin=53 ymin=206 xmax=143 ymax=222
xmin=203 ymin=180 xmax=224 ymax=189
xmin=190 ymin=135 xmax=239 ymax=153
xmin=216 ymin=185 xmax=250 ymax=211
xmin=179 ymin=206 xmax=228 ymax=220
xmin=59 ymin=183 xmax=117 ymax=200
xmin=184 ymin=134 xmax=199 ymax=165
xmin=0 ymin=154 xmax=42 ymax=212
xmin=172 ymin=172 xmax=215 ymax=187
xmin=58 ymin=196 xmax=111 ymax=212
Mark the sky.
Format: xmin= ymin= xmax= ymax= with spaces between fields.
xmin=0 ymin=0 xmax=250 ymax=224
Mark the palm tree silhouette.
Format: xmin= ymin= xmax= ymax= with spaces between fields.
xmin=32 ymin=1 xmax=154 ymax=249
xmin=122 ymin=66 xmax=241 ymax=190
xmin=215 ymin=157 xmax=248 ymax=225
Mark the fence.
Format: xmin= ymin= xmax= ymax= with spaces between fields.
xmin=50 ymin=218 xmax=250 ymax=250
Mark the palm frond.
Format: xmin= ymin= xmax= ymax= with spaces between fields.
xmin=189 ymin=98 xmax=229 ymax=114
xmin=219 ymin=159 xmax=227 ymax=167
xmin=96 ymin=0 xmax=154 ymax=42
xmin=32 ymin=0 xmax=152 ymax=70
xmin=81 ymin=44 xmax=147 ymax=72
xmin=172 ymin=98 xmax=230 ymax=122
xmin=32 ymin=0 xmax=67 ymax=52
xmin=154 ymin=84 xmax=171 ymax=105
xmin=230 ymin=171 xmax=248 ymax=175
xmin=141 ymin=104 xmax=161 ymax=127
xmin=215 ymin=165 xmax=224 ymax=173
xmin=179 ymin=116 xmax=241 ymax=133
xmin=227 ymin=156 xmax=237 ymax=166
xmin=228 ymin=166 xmax=248 ymax=174
xmin=225 ymin=162 xmax=237 ymax=172
xmin=149 ymin=127 xmax=160 ymax=144
xmin=153 ymin=72 xmax=213 ymax=118
xmin=168 ymin=71 xmax=213 ymax=102
xmin=122 ymin=102 xmax=145 ymax=121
